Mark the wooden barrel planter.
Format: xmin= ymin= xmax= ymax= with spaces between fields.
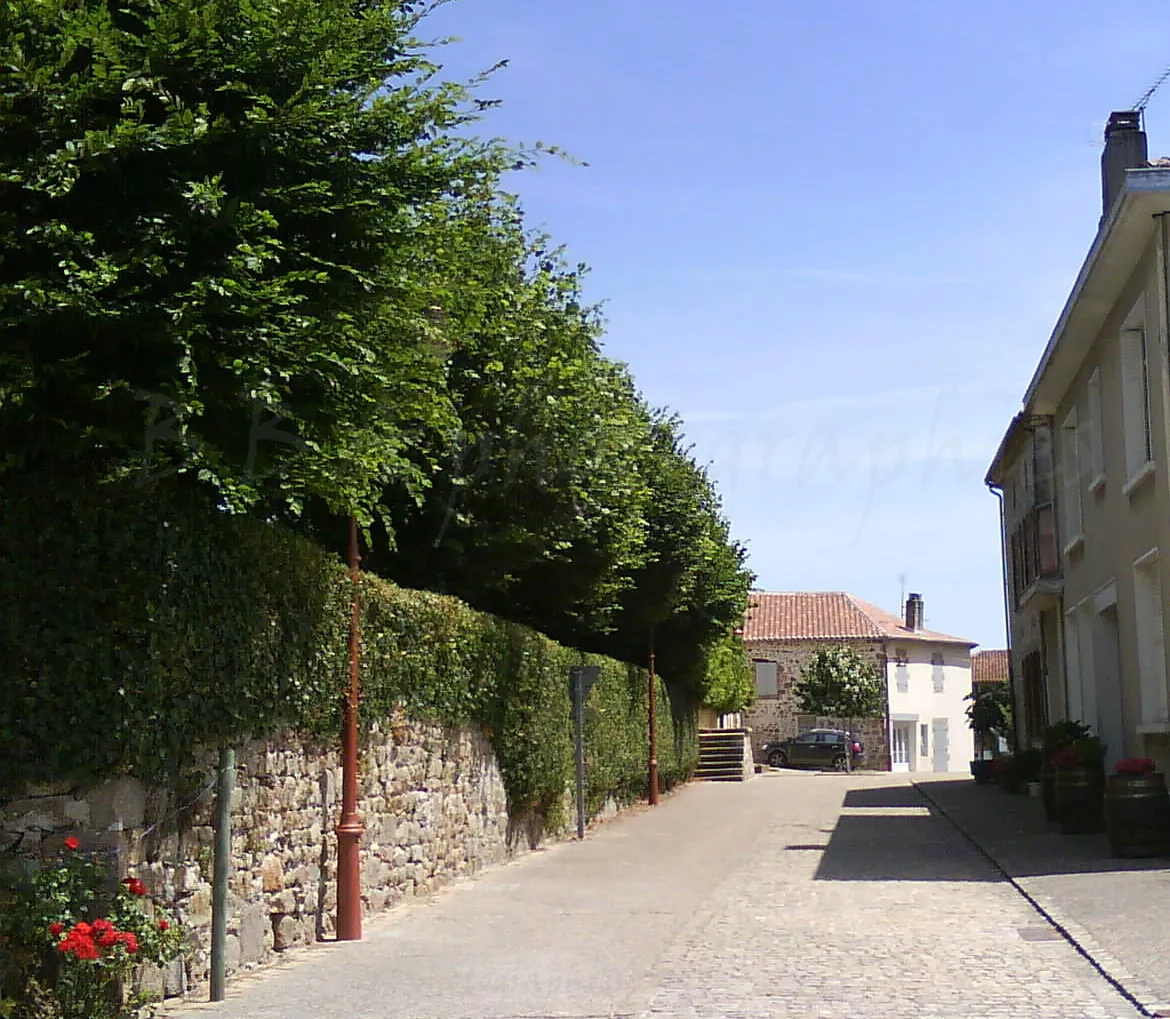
xmin=971 ymin=759 xmax=994 ymax=785
xmin=1054 ymin=765 xmax=1105 ymax=834
xmin=1104 ymin=772 xmax=1170 ymax=858
xmin=1041 ymin=762 xmax=1059 ymax=822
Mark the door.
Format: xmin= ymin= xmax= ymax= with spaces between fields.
xmin=891 ymin=724 xmax=912 ymax=772
xmin=932 ymin=718 xmax=950 ymax=772
xmin=1094 ymin=604 xmax=1126 ymax=770
xmin=814 ymin=731 xmax=841 ymax=767
xmin=790 ymin=732 xmax=817 ymax=765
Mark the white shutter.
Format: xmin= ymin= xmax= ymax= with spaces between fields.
xmin=753 ymin=660 xmax=778 ymax=697
xmin=1060 ymin=412 xmax=1081 ymax=544
xmin=1087 ymin=369 xmax=1105 ymax=482
xmin=1121 ymin=329 xmax=1151 ymax=479
xmin=1064 ymin=607 xmax=1082 ymax=720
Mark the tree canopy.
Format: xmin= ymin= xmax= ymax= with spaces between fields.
xmin=0 ymin=0 xmax=754 ymax=707
xmin=794 ymin=646 xmax=886 ymax=719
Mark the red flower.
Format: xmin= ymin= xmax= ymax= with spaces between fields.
xmin=121 ymin=877 xmax=147 ymax=897
xmin=1116 ymin=757 xmax=1157 ymax=775
xmin=158 ymin=920 xmax=170 ymax=932
xmin=118 ymin=932 xmax=139 ymax=954
xmin=56 ymin=925 xmax=99 ymax=961
xmin=92 ymin=919 xmax=119 ymax=948
xmin=49 ymin=922 xmax=64 ymax=936
xmin=63 ymin=836 xmax=79 ymax=851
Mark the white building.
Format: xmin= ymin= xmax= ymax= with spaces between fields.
xmin=741 ymin=591 xmax=978 ymax=773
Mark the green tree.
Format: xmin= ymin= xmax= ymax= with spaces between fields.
xmin=966 ymin=682 xmax=1015 ymax=752
xmin=701 ymin=636 xmax=755 ymax=716
xmin=0 ymin=0 xmax=506 ymax=521
xmin=363 ymin=196 xmax=656 ymax=644
xmin=794 ymin=645 xmax=885 ymax=770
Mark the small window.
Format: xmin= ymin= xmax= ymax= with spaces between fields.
xmin=894 ymin=648 xmax=910 ymax=694
xmin=1121 ymin=318 xmax=1153 ymax=482
xmin=1088 ymin=368 xmax=1105 ymax=486
xmin=931 ymin=652 xmax=945 ymax=693
xmin=753 ymin=660 xmax=778 ymax=697
xmin=920 ymin=723 xmax=929 ymax=757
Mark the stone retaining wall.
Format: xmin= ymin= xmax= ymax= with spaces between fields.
xmin=1 ymin=718 xmax=599 ymax=999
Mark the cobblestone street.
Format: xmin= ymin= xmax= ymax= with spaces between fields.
xmin=167 ymin=773 xmax=1145 ymax=1019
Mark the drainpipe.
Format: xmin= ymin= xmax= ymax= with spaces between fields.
xmin=987 ymin=482 xmax=1017 ymax=751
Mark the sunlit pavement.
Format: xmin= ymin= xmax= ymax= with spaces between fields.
xmin=164 ymin=772 xmax=1142 ymax=1019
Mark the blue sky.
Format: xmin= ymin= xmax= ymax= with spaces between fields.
xmin=421 ymin=0 xmax=1170 ymax=649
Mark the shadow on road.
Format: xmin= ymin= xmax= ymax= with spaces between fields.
xmin=917 ymin=778 xmax=1170 ymax=879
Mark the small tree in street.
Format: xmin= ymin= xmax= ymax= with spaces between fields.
xmin=793 ymin=646 xmax=886 ymax=771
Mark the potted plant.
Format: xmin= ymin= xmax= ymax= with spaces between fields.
xmin=1104 ymin=757 xmax=1170 ymax=858
xmin=1052 ymin=736 xmax=1107 ymax=834
xmin=992 ymin=752 xmax=1020 ymax=793
xmin=1014 ymin=747 xmax=1045 ymax=796
xmin=966 ymin=683 xmax=1012 ymax=784
xmin=1041 ymin=720 xmax=1092 ymax=822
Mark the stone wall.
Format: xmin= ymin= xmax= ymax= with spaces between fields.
xmin=742 ymin=639 xmax=890 ymax=770
xmin=0 ymin=718 xmax=598 ymax=999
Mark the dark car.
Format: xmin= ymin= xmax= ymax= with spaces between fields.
xmin=761 ymin=728 xmax=864 ymax=771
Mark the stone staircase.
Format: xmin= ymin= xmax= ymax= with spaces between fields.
xmin=695 ymin=728 xmax=750 ymax=782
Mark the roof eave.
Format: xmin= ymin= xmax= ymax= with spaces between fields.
xmin=1024 ymin=168 xmax=1170 ymax=414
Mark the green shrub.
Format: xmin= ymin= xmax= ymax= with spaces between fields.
xmin=0 ymin=479 xmax=694 ymax=823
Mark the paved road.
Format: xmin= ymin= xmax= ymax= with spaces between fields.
xmin=166 ymin=773 xmax=1143 ymax=1019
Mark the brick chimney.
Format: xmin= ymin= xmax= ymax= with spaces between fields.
xmin=905 ymin=593 xmax=924 ymax=632
xmin=1101 ymin=111 xmax=1147 ymax=221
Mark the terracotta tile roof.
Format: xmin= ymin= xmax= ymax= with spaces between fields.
xmin=972 ymin=649 xmax=1009 ymax=684
xmin=850 ymin=598 xmax=976 ymax=647
xmin=742 ymin=591 xmax=976 ymax=647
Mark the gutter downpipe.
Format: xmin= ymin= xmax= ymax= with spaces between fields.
xmin=987 ymin=481 xmax=1017 ymax=752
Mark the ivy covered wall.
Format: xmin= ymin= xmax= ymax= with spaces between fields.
xmin=0 ymin=479 xmax=696 ymax=823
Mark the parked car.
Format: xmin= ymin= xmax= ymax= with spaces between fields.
xmin=761 ymin=729 xmax=864 ymax=771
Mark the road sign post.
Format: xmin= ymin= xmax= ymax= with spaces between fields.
xmin=569 ymin=666 xmax=600 ymax=839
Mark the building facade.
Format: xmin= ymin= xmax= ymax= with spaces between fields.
xmin=741 ymin=591 xmax=976 ymax=773
xmin=988 ymin=112 xmax=1170 ymax=770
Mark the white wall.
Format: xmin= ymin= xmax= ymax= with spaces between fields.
xmin=884 ymin=641 xmax=975 ymax=772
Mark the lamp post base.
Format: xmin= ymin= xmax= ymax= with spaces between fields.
xmin=335 ymin=820 xmax=363 ymax=941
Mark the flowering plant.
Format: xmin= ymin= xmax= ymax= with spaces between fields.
xmin=0 ymin=835 xmax=186 ymax=1019
xmin=1050 ymin=736 xmax=1107 ymax=769
xmin=1116 ymin=757 xmax=1157 ymax=776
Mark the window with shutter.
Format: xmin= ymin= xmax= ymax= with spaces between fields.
xmin=1060 ymin=410 xmax=1082 ymax=550
xmin=1121 ymin=326 xmax=1153 ymax=484
xmin=1087 ymin=368 xmax=1105 ymax=488
xmin=753 ymin=660 xmax=778 ymax=698
xmin=1133 ymin=551 xmax=1168 ymax=724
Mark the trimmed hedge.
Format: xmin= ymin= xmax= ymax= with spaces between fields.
xmin=0 ymin=479 xmax=695 ymax=823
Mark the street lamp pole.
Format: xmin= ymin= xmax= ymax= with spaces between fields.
xmin=648 ymin=626 xmax=660 ymax=806
xmin=335 ymin=516 xmax=364 ymax=941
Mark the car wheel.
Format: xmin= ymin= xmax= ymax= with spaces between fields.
xmin=832 ymin=753 xmax=849 ymax=771
xmin=767 ymin=749 xmax=787 ymax=769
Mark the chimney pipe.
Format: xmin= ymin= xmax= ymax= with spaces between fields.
xmin=1101 ymin=111 xmax=1147 ymax=221
xmin=905 ymin=593 xmax=924 ymax=632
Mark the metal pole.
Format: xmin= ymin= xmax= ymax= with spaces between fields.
xmin=335 ymin=516 xmax=364 ymax=941
xmin=210 ymin=746 xmax=234 ymax=1002
xmin=574 ymin=678 xmax=586 ymax=840
xmin=648 ymin=628 xmax=660 ymax=806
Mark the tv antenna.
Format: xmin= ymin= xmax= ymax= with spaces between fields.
xmin=1133 ymin=64 xmax=1170 ymax=119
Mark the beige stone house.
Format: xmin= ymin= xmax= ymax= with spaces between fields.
xmin=741 ymin=592 xmax=976 ymax=772
xmin=987 ymin=111 xmax=1170 ymax=770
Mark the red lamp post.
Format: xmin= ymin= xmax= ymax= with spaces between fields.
xmin=335 ymin=517 xmax=364 ymax=941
